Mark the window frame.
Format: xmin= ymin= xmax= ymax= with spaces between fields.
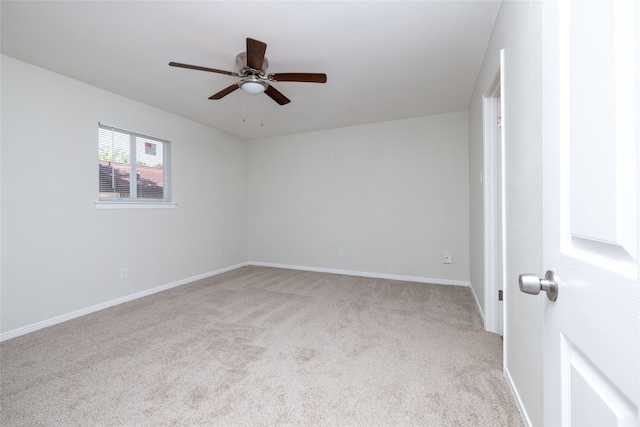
xmin=96 ymin=123 xmax=175 ymax=209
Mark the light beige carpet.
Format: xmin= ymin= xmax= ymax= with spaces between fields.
xmin=1 ymin=266 xmax=523 ymax=426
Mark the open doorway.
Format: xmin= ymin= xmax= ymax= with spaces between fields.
xmin=483 ymin=52 xmax=505 ymax=337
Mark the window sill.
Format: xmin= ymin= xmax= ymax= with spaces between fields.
xmin=95 ymin=201 xmax=177 ymax=210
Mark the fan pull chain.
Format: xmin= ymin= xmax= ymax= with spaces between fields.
xmin=260 ymin=93 xmax=264 ymax=127
xmin=242 ymin=96 xmax=246 ymax=122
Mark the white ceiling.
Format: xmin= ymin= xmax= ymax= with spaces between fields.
xmin=1 ymin=1 xmax=501 ymax=140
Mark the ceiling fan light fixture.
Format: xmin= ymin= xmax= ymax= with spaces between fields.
xmin=239 ymin=78 xmax=267 ymax=95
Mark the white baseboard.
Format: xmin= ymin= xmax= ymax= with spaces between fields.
xmin=504 ymin=365 xmax=532 ymax=427
xmin=0 ymin=262 xmax=248 ymax=342
xmin=248 ymin=261 xmax=471 ymax=287
xmin=468 ymin=281 xmax=485 ymax=325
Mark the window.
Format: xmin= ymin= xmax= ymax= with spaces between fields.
xmin=98 ymin=124 xmax=172 ymax=205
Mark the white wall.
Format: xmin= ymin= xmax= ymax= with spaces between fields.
xmin=468 ymin=1 xmax=544 ymax=425
xmin=1 ymin=55 xmax=248 ymax=335
xmin=248 ymin=112 xmax=470 ymax=284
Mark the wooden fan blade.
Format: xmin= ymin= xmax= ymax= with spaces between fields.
xmin=169 ymin=62 xmax=239 ymax=77
xmin=269 ymin=73 xmax=327 ymax=83
xmin=265 ymin=85 xmax=291 ymax=105
xmin=209 ymin=84 xmax=240 ymax=100
xmin=246 ymin=38 xmax=267 ymax=70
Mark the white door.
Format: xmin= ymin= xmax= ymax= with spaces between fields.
xmin=538 ymin=0 xmax=640 ymax=425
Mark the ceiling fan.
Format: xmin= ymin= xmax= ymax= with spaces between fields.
xmin=169 ymin=38 xmax=327 ymax=105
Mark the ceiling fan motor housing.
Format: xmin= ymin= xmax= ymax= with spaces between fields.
xmin=236 ymin=52 xmax=269 ymax=76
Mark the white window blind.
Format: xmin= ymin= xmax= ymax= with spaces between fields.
xmin=98 ymin=124 xmax=171 ymax=202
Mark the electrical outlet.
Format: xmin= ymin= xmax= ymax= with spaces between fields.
xmin=443 ymin=252 xmax=453 ymax=264
xmin=338 ymin=248 xmax=344 ymax=257
xmin=120 ymin=267 xmax=128 ymax=279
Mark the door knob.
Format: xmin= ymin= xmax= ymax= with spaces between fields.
xmin=518 ymin=270 xmax=559 ymax=301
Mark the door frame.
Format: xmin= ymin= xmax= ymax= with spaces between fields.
xmin=483 ymin=50 xmax=506 ymax=336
